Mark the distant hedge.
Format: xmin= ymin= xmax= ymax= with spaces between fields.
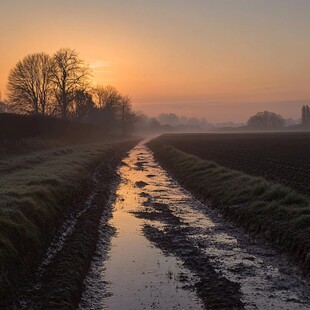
xmin=0 ymin=113 xmax=105 ymax=141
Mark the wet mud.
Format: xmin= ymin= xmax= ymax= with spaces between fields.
xmin=82 ymin=140 xmax=310 ymax=309
xmin=18 ymin=139 xmax=310 ymax=309
xmin=79 ymin=142 xmax=204 ymax=310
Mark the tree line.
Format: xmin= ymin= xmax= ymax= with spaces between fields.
xmin=6 ymin=48 xmax=140 ymax=133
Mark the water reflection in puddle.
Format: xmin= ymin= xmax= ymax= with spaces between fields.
xmin=80 ymin=140 xmax=310 ymax=310
xmin=142 ymin=146 xmax=310 ymax=309
xmin=79 ymin=141 xmax=203 ymax=309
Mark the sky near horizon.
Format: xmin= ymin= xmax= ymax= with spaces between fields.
xmin=1 ymin=0 xmax=310 ymax=122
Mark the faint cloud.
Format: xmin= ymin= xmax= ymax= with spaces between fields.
xmin=86 ymin=59 xmax=112 ymax=71
xmin=87 ymin=59 xmax=115 ymax=85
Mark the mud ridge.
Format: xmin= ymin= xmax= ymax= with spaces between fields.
xmin=134 ymin=202 xmax=244 ymax=309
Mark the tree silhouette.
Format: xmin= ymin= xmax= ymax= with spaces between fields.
xmin=158 ymin=113 xmax=180 ymax=126
xmin=117 ymin=95 xmax=140 ymax=134
xmin=52 ymin=48 xmax=90 ymax=119
xmin=302 ymin=105 xmax=310 ymax=127
xmin=7 ymin=53 xmax=54 ymax=115
xmin=5 ymin=49 xmax=140 ymax=133
xmin=247 ymin=111 xmax=284 ymax=129
xmin=92 ymin=85 xmax=122 ymax=111
xmin=91 ymin=85 xmax=139 ymax=132
xmin=69 ymin=90 xmax=94 ymax=120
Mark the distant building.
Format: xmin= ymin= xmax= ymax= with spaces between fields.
xmin=302 ymin=105 xmax=310 ymax=127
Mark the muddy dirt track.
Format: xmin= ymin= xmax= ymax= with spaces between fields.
xmin=79 ymin=140 xmax=310 ymax=309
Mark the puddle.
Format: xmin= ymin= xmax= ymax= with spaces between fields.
xmin=79 ymin=141 xmax=203 ymax=309
xmin=80 ymin=140 xmax=310 ymax=309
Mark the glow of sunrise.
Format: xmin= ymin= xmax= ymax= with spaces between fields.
xmin=1 ymin=0 xmax=310 ymax=122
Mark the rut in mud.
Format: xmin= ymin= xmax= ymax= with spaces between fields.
xmin=80 ymin=141 xmax=310 ymax=309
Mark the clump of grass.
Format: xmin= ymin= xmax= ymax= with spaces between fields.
xmin=148 ymin=139 xmax=310 ymax=272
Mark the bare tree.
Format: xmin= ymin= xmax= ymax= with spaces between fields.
xmin=7 ymin=53 xmax=54 ymax=115
xmin=90 ymin=85 xmax=140 ymax=133
xmin=92 ymin=85 xmax=122 ymax=111
xmin=69 ymin=89 xmax=94 ymax=120
xmin=117 ymin=95 xmax=140 ymax=133
xmin=52 ymin=48 xmax=90 ymax=119
xmin=91 ymin=85 xmax=107 ymax=109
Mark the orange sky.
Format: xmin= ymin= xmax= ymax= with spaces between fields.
xmin=1 ymin=0 xmax=310 ymax=122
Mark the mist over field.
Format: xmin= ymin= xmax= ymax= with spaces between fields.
xmin=1 ymin=1 xmax=310 ymax=309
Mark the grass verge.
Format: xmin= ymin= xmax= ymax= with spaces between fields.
xmin=0 ymin=139 xmax=137 ymax=300
xmin=148 ymin=139 xmax=310 ymax=272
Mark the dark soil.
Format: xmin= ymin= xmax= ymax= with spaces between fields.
xmin=159 ymin=132 xmax=310 ymax=196
xmin=28 ymin=162 xmax=117 ymax=309
xmin=133 ymin=198 xmax=244 ymax=309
